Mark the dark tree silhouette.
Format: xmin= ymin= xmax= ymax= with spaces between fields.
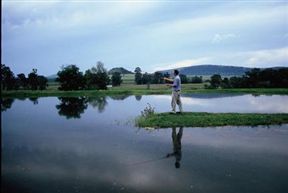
xmin=1 ymin=64 xmax=16 ymax=90
xmin=85 ymin=61 xmax=110 ymax=89
xmin=134 ymin=67 xmax=142 ymax=85
xmin=17 ymin=73 xmax=28 ymax=89
xmin=142 ymin=72 xmax=151 ymax=85
xmin=56 ymin=65 xmax=85 ymax=90
xmin=111 ymin=72 xmax=122 ymax=86
xmin=152 ymin=72 xmax=163 ymax=84
xmin=56 ymin=97 xmax=88 ymax=119
xmin=37 ymin=75 xmax=48 ymax=90
xmin=1 ymin=98 xmax=14 ymax=111
xmin=209 ymin=74 xmax=222 ymax=88
xmin=28 ymin=69 xmax=39 ymax=90
xmin=180 ymin=74 xmax=188 ymax=84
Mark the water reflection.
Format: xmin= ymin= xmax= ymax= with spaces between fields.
xmin=166 ymin=127 xmax=183 ymax=169
xmin=87 ymin=96 xmax=108 ymax=113
xmin=56 ymin=97 xmax=88 ymax=119
xmin=1 ymin=98 xmax=14 ymax=112
xmin=135 ymin=95 xmax=142 ymax=101
xmin=29 ymin=97 xmax=39 ymax=105
xmin=109 ymin=95 xmax=130 ymax=100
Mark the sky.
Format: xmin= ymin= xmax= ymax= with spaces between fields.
xmin=2 ymin=0 xmax=288 ymax=76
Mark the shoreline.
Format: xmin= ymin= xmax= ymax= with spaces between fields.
xmin=2 ymin=88 xmax=288 ymax=98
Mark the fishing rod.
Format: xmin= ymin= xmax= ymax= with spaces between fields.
xmin=125 ymin=155 xmax=169 ymax=167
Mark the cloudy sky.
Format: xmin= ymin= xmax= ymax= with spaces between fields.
xmin=2 ymin=0 xmax=288 ymax=76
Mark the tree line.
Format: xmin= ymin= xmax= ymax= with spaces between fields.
xmin=1 ymin=62 xmax=123 ymax=91
xmin=1 ymin=64 xmax=48 ymax=90
xmin=134 ymin=67 xmax=203 ymax=85
xmin=208 ymin=68 xmax=288 ymax=89
xmin=56 ymin=61 xmax=122 ymax=90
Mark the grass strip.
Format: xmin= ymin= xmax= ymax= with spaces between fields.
xmin=136 ymin=112 xmax=288 ymax=128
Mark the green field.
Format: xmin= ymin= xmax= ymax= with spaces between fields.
xmin=2 ymin=80 xmax=288 ymax=98
xmin=136 ymin=112 xmax=288 ymax=128
xmin=1 ymin=77 xmax=287 ymax=98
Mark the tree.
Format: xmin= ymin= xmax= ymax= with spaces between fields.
xmin=1 ymin=64 xmax=16 ymax=90
xmin=152 ymin=72 xmax=163 ymax=84
xmin=245 ymin=68 xmax=260 ymax=87
xmin=180 ymin=74 xmax=188 ymax=84
xmin=56 ymin=65 xmax=85 ymax=90
xmin=111 ymin=72 xmax=122 ymax=86
xmin=229 ymin=76 xmax=246 ymax=88
xmin=163 ymin=72 xmax=170 ymax=79
xmin=84 ymin=69 xmax=97 ymax=89
xmin=134 ymin=67 xmax=142 ymax=85
xmin=221 ymin=77 xmax=231 ymax=88
xmin=37 ymin=75 xmax=48 ymax=90
xmin=17 ymin=73 xmax=28 ymax=89
xmin=142 ymin=72 xmax=151 ymax=84
xmin=191 ymin=76 xmax=203 ymax=83
xmin=209 ymin=74 xmax=222 ymax=88
xmin=28 ymin=69 xmax=39 ymax=90
xmin=85 ymin=61 xmax=110 ymax=89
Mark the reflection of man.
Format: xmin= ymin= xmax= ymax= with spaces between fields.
xmin=166 ymin=127 xmax=183 ymax=168
xmin=163 ymin=70 xmax=182 ymax=114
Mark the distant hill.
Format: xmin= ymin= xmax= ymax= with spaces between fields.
xmin=158 ymin=64 xmax=252 ymax=76
xmin=108 ymin=67 xmax=133 ymax=75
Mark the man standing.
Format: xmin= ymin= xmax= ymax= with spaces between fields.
xmin=164 ymin=69 xmax=183 ymax=114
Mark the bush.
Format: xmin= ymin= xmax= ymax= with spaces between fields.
xmin=141 ymin=103 xmax=155 ymax=118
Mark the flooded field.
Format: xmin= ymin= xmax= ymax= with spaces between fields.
xmin=2 ymin=94 xmax=288 ymax=193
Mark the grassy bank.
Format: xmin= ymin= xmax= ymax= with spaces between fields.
xmin=136 ymin=112 xmax=288 ymax=128
xmin=1 ymin=85 xmax=288 ymax=98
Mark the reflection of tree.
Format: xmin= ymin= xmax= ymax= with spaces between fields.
xmin=1 ymin=98 xmax=14 ymax=112
xmin=56 ymin=97 xmax=88 ymax=119
xmin=109 ymin=95 xmax=130 ymax=101
xmin=135 ymin=95 xmax=142 ymax=101
xmin=166 ymin=127 xmax=183 ymax=169
xmin=86 ymin=96 xmax=107 ymax=113
xmin=29 ymin=97 xmax=39 ymax=105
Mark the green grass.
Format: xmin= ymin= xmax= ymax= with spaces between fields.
xmin=136 ymin=112 xmax=288 ymax=128
xmin=2 ymin=83 xmax=288 ymax=98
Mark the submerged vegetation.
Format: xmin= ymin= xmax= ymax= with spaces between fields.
xmin=136 ymin=112 xmax=288 ymax=128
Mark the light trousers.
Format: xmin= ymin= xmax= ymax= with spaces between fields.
xmin=171 ymin=91 xmax=182 ymax=112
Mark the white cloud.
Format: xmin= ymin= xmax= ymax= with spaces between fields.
xmin=243 ymin=47 xmax=288 ymax=67
xmin=211 ymin=33 xmax=238 ymax=44
xmin=153 ymin=57 xmax=211 ymax=72
xmin=152 ymin=47 xmax=288 ymax=72
xmin=3 ymin=1 xmax=158 ymax=30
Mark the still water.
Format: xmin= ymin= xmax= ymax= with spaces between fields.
xmin=2 ymin=94 xmax=288 ymax=193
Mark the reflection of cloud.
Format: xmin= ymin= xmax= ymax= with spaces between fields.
xmin=183 ymin=125 xmax=288 ymax=156
xmin=248 ymin=95 xmax=288 ymax=113
xmin=152 ymin=95 xmax=213 ymax=106
xmin=152 ymin=94 xmax=288 ymax=113
xmin=2 ymin=133 xmax=187 ymax=192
